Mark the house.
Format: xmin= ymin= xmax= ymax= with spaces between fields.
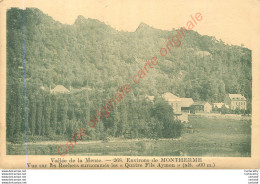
xmin=196 ymin=50 xmax=211 ymax=57
xmin=180 ymin=98 xmax=194 ymax=113
xmin=162 ymin=92 xmax=182 ymax=115
xmin=190 ymin=102 xmax=212 ymax=113
xmin=50 ymin=85 xmax=70 ymax=94
xmin=213 ymin=103 xmax=229 ymax=109
xmin=224 ymin=94 xmax=247 ymax=110
xmin=145 ymin=95 xmax=155 ymax=101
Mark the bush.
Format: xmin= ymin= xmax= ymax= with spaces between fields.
xmin=8 ymin=132 xmax=26 ymax=144
xmin=152 ymin=99 xmax=183 ymax=139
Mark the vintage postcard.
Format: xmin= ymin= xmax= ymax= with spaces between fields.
xmin=0 ymin=0 xmax=260 ymax=169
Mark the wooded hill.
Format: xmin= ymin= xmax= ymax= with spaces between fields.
xmin=6 ymin=8 xmax=251 ymax=142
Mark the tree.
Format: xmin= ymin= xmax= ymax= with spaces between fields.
xmin=29 ymin=96 xmax=36 ymax=135
xmin=45 ymin=95 xmax=51 ymax=136
xmin=41 ymin=113 xmax=46 ymax=136
xmin=50 ymin=96 xmax=58 ymax=134
xmin=60 ymin=99 xmax=68 ymax=135
xmin=152 ymin=98 xmax=182 ymax=138
xmin=112 ymin=106 xmax=120 ymax=137
xmin=36 ymin=97 xmax=43 ymax=135
xmin=119 ymin=104 xmax=127 ymax=136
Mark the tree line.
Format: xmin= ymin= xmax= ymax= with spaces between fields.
xmin=7 ymin=84 xmax=182 ymax=143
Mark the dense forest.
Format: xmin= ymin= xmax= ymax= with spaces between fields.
xmin=6 ymin=8 xmax=251 ymax=142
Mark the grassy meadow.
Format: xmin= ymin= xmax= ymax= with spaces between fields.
xmin=7 ymin=115 xmax=251 ymax=157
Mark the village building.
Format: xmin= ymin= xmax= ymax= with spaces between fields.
xmin=145 ymin=95 xmax=155 ymax=101
xmin=180 ymin=98 xmax=194 ymax=113
xmin=190 ymin=102 xmax=212 ymax=113
xmin=196 ymin=50 xmax=212 ymax=57
xmin=224 ymin=94 xmax=247 ymax=110
xmin=50 ymin=85 xmax=70 ymax=94
xmin=162 ymin=92 xmax=182 ymax=115
xmin=213 ymin=102 xmax=229 ymax=109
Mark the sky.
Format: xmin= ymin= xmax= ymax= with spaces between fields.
xmin=2 ymin=0 xmax=260 ymax=49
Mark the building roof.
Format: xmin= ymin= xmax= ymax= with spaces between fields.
xmin=228 ymin=94 xmax=246 ymax=100
xmin=51 ymin=85 xmax=70 ymax=93
xmin=162 ymin=92 xmax=180 ymax=101
xmin=196 ymin=50 xmax=211 ymax=57
xmin=191 ymin=101 xmax=210 ymax=106
xmin=145 ymin=95 xmax=155 ymax=101
xmin=180 ymin=98 xmax=194 ymax=107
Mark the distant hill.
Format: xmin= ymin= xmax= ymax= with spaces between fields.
xmin=7 ymin=8 xmax=251 ymax=102
xmin=6 ymin=8 xmax=252 ymax=141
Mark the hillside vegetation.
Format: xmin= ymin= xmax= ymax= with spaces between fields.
xmin=6 ymin=8 xmax=251 ymax=142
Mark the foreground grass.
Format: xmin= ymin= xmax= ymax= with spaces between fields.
xmin=7 ymin=115 xmax=251 ymax=157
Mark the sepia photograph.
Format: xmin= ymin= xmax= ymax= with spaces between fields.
xmin=0 ymin=0 xmax=259 ymax=169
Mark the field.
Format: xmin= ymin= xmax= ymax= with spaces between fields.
xmin=7 ymin=115 xmax=251 ymax=157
